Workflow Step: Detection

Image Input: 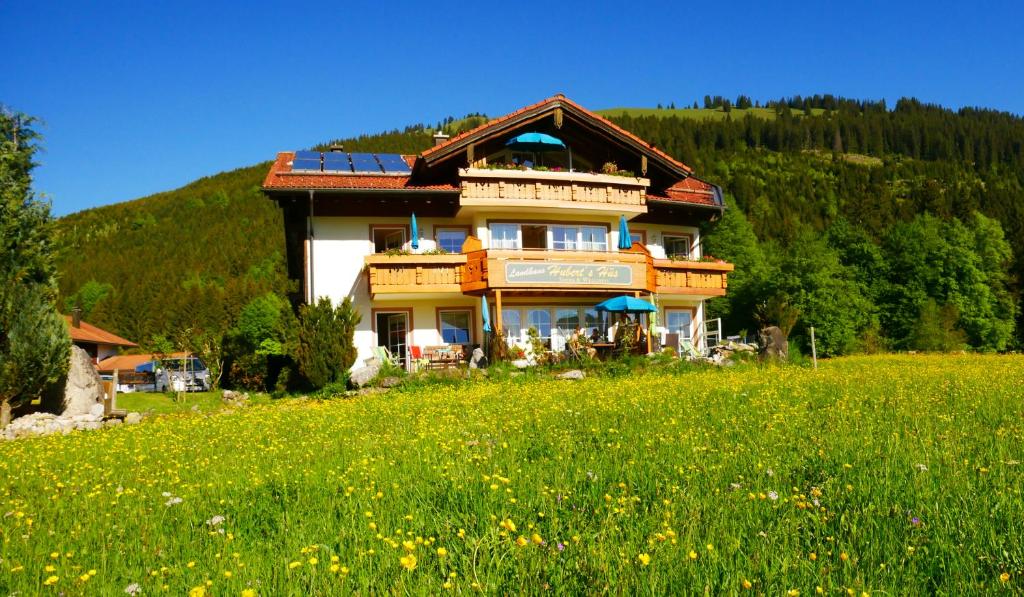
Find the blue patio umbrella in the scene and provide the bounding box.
[505,132,569,168]
[618,215,633,250]
[410,213,419,250]
[481,295,492,333]
[594,295,657,314]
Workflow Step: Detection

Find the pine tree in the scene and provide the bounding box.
[295,297,361,389]
[0,109,70,426]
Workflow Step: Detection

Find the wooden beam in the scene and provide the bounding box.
[495,290,503,332]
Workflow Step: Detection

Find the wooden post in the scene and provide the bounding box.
[810,326,818,369]
[495,290,503,335]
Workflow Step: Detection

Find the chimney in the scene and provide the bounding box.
[72,306,82,328]
[433,132,450,146]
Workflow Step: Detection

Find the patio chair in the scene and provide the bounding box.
[409,346,429,372]
[680,339,702,359]
[373,345,403,368]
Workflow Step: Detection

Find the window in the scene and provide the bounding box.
[501,309,522,342]
[490,224,519,249]
[372,226,406,253]
[526,309,551,342]
[551,226,578,251]
[436,228,467,253]
[584,308,605,340]
[663,235,692,260]
[629,230,645,246]
[439,309,472,344]
[665,309,693,341]
[522,225,547,249]
[581,226,608,251]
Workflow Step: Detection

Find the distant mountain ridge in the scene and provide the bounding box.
[54,96,1024,350]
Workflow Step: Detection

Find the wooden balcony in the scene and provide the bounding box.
[653,259,733,296]
[459,168,648,214]
[365,254,467,296]
[365,249,733,298]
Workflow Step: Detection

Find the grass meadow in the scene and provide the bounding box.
[0,354,1022,595]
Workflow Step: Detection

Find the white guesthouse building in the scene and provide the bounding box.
[262,95,733,368]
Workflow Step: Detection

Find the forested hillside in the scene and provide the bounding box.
[54,95,1023,361]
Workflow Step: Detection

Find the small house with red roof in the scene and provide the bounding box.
[64,312,137,364]
[262,95,733,367]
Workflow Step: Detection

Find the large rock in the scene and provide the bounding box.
[556,369,585,380]
[61,345,105,416]
[758,326,789,361]
[349,356,382,388]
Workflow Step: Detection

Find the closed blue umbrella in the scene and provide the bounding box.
[594,295,657,313]
[618,215,633,250]
[481,296,492,333]
[410,213,419,250]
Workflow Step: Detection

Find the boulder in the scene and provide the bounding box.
[123,412,143,425]
[556,369,585,380]
[379,376,402,388]
[61,345,106,417]
[511,359,532,369]
[349,358,382,388]
[758,326,789,361]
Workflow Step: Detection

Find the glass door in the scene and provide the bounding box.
[376,312,409,367]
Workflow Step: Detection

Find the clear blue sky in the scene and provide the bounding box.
[3,0,1022,216]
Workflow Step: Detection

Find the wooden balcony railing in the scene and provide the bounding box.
[365,248,733,298]
[459,168,649,213]
[365,254,467,295]
[653,259,733,296]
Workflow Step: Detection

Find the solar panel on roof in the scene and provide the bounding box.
[295,150,321,161]
[292,158,322,172]
[322,153,352,173]
[350,152,382,173]
[376,153,412,174]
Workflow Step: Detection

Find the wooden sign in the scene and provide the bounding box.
[503,261,633,286]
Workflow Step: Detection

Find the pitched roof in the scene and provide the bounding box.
[649,176,724,207]
[64,316,137,347]
[420,94,694,175]
[262,152,459,192]
[97,352,190,373]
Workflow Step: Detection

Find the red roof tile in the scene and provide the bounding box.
[97,352,190,373]
[64,316,137,347]
[648,176,722,207]
[262,152,459,192]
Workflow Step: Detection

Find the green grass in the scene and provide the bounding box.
[597,106,827,121]
[1,354,1022,594]
[116,391,271,415]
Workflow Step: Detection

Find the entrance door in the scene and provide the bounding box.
[375,312,409,367]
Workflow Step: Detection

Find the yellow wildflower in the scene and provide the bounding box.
[742,579,752,589]
[241,590,256,597]
[43,575,59,586]
[516,536,529,547]
[189,587,206,597]
[288,561,301,570]
[437,547,448,557]
[531,533,544,545]
[500,519,516,533]
[400,554,417,571]
[638,553,651,566]
[688,550,698,560]
[1000,572,1011,583]
[402,540,416,552]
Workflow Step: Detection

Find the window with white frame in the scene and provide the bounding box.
[663,235,692,260]
[665,309,693,341]
[490,224,519,249]
[581,226,608,251]
[436,228,467,253]
[551,225,578,251]
[439,309,472,344]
